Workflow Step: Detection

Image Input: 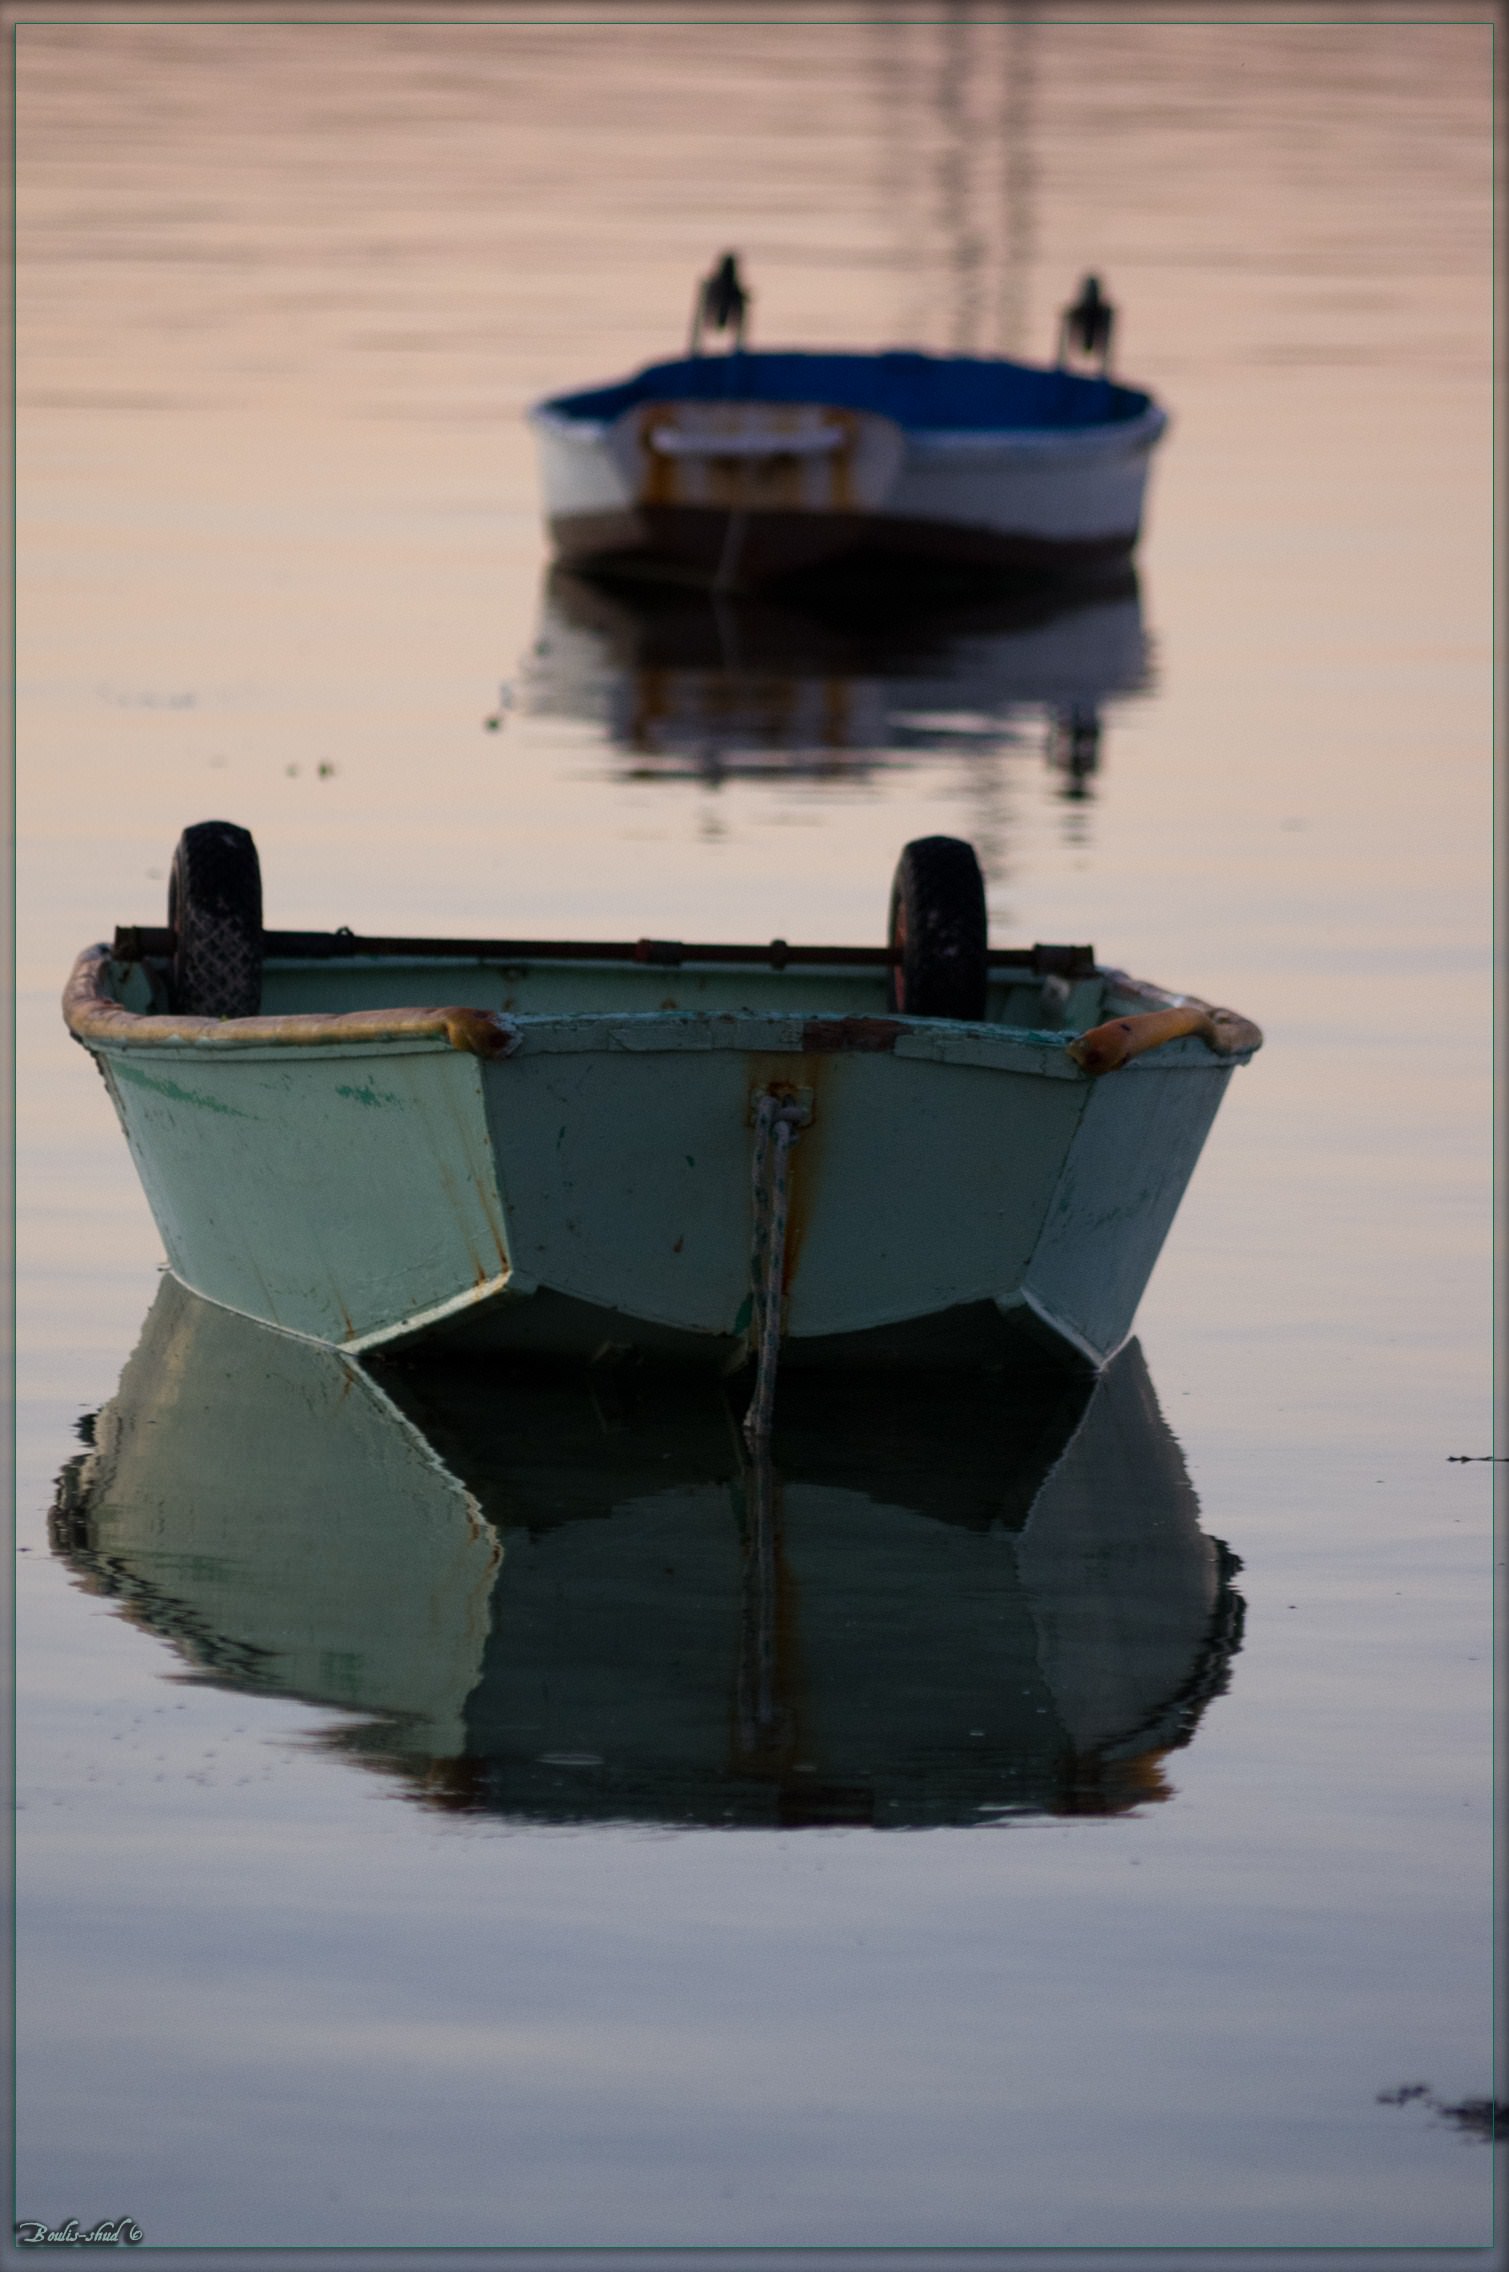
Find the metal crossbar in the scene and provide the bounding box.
[113,925,1095,978]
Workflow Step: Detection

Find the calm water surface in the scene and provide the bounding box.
[12,7,1498,2255]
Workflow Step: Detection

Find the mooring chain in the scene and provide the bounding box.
[743,1089,806,1446]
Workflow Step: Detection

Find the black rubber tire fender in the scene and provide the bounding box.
[168,821,264,1018]
[886,835,989,1021]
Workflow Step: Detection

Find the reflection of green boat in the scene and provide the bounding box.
[50,1280,501,1759]
[51,1280,1244,1829]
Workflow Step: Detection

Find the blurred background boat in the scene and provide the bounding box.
[50,1278,1245,1832]
[529,260,1167,595]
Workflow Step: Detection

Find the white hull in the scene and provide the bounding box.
[530,396,1168,584]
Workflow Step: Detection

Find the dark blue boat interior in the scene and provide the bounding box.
[541,349,1153,433]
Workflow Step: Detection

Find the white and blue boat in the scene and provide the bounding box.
[529,259,1168,593]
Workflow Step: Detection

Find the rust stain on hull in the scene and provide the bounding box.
[637,400,866,516]
[745,1049,839,1301]
[779,1060,832,1296]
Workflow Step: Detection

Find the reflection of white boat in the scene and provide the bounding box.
[529,261,1167,594]
[52,1280,1244,1829]
[520,565,1149,781]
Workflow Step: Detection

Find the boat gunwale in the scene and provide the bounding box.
[64,944,517,1061]
[64,941,1263,1071]
[530,397,1169,457]
[530,341,1161,434]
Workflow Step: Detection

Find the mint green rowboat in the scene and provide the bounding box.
[65,829,1261,1385]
